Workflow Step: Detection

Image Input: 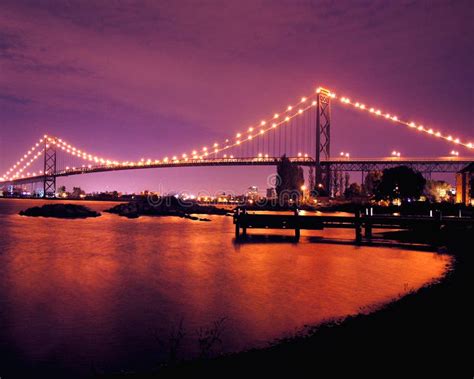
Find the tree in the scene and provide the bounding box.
[344,182,362,199]
[363,170,383,196]
[344,172,350,193]
[276,155,304,204]
[308,165,315,193]
[332,170,341,196]
[375,166,426,201]
[58,186,67,196]
[71,186,85,199]
[425,180,451,202]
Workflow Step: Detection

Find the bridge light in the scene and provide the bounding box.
[285,116,290,122]
[258,153,262,157]
[260,129,264,134]
[248,135,252,140]
[359,104,365,110]
[213,142,218,147]
[417,125,424,131]
[298,109,303,114]
[260,121,266,126]
[236,140,241,145]
[454,138,460,144]
[301,97,307,102]
[447,135,452,141]
[182,153,187,158]
[272,123,277,128]
[369,108,374,113]
[202,147,207,151]
[298,152,302,157]
[192,150,197,155]
[312,100,317,106]
[236,133,241,138]
[287,105,292,111]
[391,116,398,121]
[428,129,434,134]
[355,102,360,107]
[468,143,473,148]
[375,110,381,115]
[248,127,254,132]
[274,113,279,119]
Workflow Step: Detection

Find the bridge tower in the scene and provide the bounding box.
[315,88,331,194]
[43,137,56,198]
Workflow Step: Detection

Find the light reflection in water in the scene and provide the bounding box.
[0,199,450,377]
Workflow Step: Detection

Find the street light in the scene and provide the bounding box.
[391,150,401,157]
[450,150,459,156]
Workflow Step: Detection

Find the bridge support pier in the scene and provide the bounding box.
[365,224,372,239]
[355,210,362,244]
[294,207,300,242]
[43,138,56,198]
[315,89,331,194]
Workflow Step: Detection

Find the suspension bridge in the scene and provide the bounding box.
[1,87,473,197]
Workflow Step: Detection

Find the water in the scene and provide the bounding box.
[0,199,450,377]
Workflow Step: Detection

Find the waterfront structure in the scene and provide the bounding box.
[456,163,474,205]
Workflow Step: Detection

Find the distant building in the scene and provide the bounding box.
[266,187,276,199]
[456,163,474,205]
[246,186,259,201]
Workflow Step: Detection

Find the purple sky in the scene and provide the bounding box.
[1,0,473,194]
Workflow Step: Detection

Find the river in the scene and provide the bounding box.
[0,199,450,378]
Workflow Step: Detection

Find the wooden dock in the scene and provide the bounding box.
[233,207,474,242]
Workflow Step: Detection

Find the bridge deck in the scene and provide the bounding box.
[2,156,473,186]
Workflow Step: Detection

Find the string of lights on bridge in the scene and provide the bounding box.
[335,91,473,150]
[181,85,472,162]
[1,85,472,183]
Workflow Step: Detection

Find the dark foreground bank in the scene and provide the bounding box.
[101,226,471,377]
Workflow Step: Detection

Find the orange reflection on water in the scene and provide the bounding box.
[0,199,450,375]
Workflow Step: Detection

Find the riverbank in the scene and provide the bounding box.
[104,226,470,377]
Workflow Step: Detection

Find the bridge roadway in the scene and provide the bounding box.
[2,156,473,186]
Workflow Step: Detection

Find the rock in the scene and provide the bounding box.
[19,204,101,219]
[104,196,228,220]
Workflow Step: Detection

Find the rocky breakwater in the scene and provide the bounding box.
[105,196,229,220]
[19,204,101,219]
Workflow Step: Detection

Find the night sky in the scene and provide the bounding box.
[1,0,472,195]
